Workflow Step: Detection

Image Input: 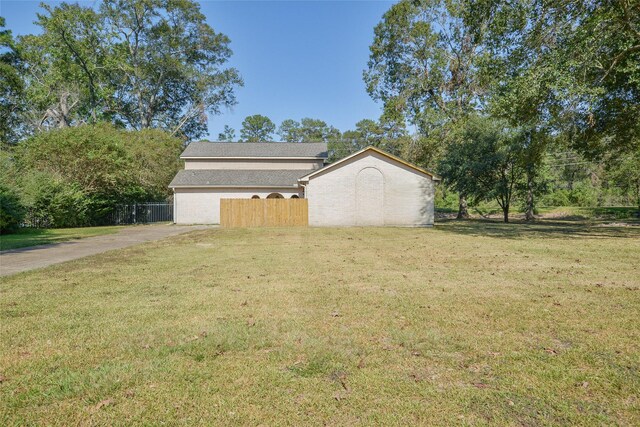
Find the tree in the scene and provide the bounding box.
[125,129,185,200]
[0,184,24,234]
[18,3,109,130]
[365,0,490,218]
[16,0,242,140]
[0,17,25,145]
[240,115,275,142]
[546,0,640,158]
[100,0,242,139]
[342,119,382,148]
[335,117,409,161]
[217,125,236,142]
[440,116,525,223]
[298,118,340,142]
[277,119,302,142]
[466,0,640,219]
[14,124,183,224]
[277,118,340,143]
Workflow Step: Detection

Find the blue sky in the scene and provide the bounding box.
[0,0,395,140]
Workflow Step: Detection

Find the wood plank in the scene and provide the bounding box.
[220,198,309,227]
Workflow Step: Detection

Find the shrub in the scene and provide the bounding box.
[0,184,25,234]
[13,124,184,226]
[540,189,571,207]
[20,172,90,228]
[569,182,598,207]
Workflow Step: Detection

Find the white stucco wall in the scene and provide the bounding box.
[304,151,435,227]
[184,159,324,170]
[174,187,302,224]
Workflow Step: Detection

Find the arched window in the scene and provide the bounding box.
[291,195,300,199]
[251,195,260,199]
[266,193,284,199]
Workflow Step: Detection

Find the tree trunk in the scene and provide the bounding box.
[503,205,510,223]
[525,174,535,222]
[457,195,470,219]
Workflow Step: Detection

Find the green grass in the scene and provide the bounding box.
[0,226,124,251]
[436,204,640,221]
[537,206,640,220]
[1,221,639,425]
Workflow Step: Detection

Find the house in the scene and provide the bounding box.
[169,142,440,226]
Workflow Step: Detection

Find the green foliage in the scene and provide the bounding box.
[19,171,90,228]
[439,116,526,222]
[18,3,106,129]
[277,118,341,143]
[0,17,24,145]
[328,117,411,162]
[364,0,492,218]
[434,185,461,212]
[125,128,185,201]
[217,125,236,142]
[13,124,183,226]
[368,0,640,218]
[240,115,276,142]
[365,0,486,133]
[277,119,302,142]
[16,0,242,140]
[0,183,25,234]
[470,0,640,159]
[606,148,640,212]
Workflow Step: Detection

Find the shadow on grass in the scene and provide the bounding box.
[0,226,123,251]
[436,218,640,240]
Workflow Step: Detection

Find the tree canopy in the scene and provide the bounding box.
[0,17,24,146]
[365,0,640,220]
[7,124,183,227]
[14,0,242,141]
[277,118,340,143]
[240,115,276,142]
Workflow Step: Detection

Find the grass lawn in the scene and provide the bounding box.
[1,221,639,425]
[537,206,640,220]
[0,226,124,251]
[436,204,640,221]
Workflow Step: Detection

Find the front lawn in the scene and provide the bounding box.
[1,221,639,425]
[0,226,124,251]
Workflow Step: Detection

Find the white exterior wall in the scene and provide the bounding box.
[304,151,435,227]
[174,187,302,224]
[184,158,324,170]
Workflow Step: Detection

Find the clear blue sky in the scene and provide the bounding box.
[0,0,394,140]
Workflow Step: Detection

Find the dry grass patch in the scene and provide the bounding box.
[1,221,639,425]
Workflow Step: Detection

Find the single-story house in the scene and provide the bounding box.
[169,142,440,226]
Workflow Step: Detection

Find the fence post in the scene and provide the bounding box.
[133,203,137,224]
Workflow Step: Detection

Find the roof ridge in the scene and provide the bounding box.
[190,141,328,144]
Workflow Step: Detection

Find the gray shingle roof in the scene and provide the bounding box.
[181,142,328,158]
[169,169,308,188]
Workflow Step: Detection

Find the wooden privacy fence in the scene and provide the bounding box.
[220,198,308,227]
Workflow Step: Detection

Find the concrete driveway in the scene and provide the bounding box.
[0,224,210,277]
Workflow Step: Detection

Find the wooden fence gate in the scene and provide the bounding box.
[220,198,308,227]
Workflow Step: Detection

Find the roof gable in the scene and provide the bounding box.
[181,142,328,159]
[298,146,441,181]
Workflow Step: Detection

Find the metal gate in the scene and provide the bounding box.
[110,203,173,225]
